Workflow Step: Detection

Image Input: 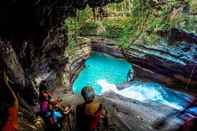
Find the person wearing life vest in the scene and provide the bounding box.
[0,72,19,131]
[76,86,103,131]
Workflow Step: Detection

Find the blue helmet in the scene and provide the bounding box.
[81,86,95,102]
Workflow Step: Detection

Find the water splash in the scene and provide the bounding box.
[97,79,190,110]
[97,79,118,93]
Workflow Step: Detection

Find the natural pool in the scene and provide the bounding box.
[72,52,192,110]
[72,52,132,95]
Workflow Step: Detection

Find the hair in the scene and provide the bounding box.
[39,81,47,92]
[81,86,95,102]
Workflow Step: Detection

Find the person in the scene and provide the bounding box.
[76,86,103,131]
[46,101,64,131]
[62,104,73,131]
[0,72,19,131]
[39,81,51,118]
[127,68,134,81]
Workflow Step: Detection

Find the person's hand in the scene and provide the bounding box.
[57,97,62,102]
[64,106,72,114]
[100,114,105,119]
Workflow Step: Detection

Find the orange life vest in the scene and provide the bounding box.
[77,101,102,130]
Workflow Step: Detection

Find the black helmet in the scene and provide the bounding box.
[81,86,95,102]
[39,80,47,91]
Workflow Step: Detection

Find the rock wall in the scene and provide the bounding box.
[0,0,118,105]
[157,28,197,44]
[91,38,124,58]
[65,42,91,92]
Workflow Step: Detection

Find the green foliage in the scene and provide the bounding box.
[79,21,98,35]
[101,17,130,38]
[118,28,130,49]
[64,0,196,50]
[65,17,80,32]
[64,17,80,48]
[64,7,92,48]
[178,15,197,33]
[77,7,92,24]
[125,0,195,46]
[190,0,197,13]
[101,24,123,38]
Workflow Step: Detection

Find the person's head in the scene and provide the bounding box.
[48,104,53,110]
[81,86,95,102]
[39,81,47,92]
[54,104,59,110]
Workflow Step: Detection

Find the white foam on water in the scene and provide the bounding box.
[119,88,146,101]
[121,83,164,102]
[97,79,184,110]
[161,100,183,110]
[97,79,118,93]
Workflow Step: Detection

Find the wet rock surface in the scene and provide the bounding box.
[101,91,183,131]
[65,41,92,91]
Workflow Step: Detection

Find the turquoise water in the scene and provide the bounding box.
[72,52,192,110]
[72,52,132,95]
